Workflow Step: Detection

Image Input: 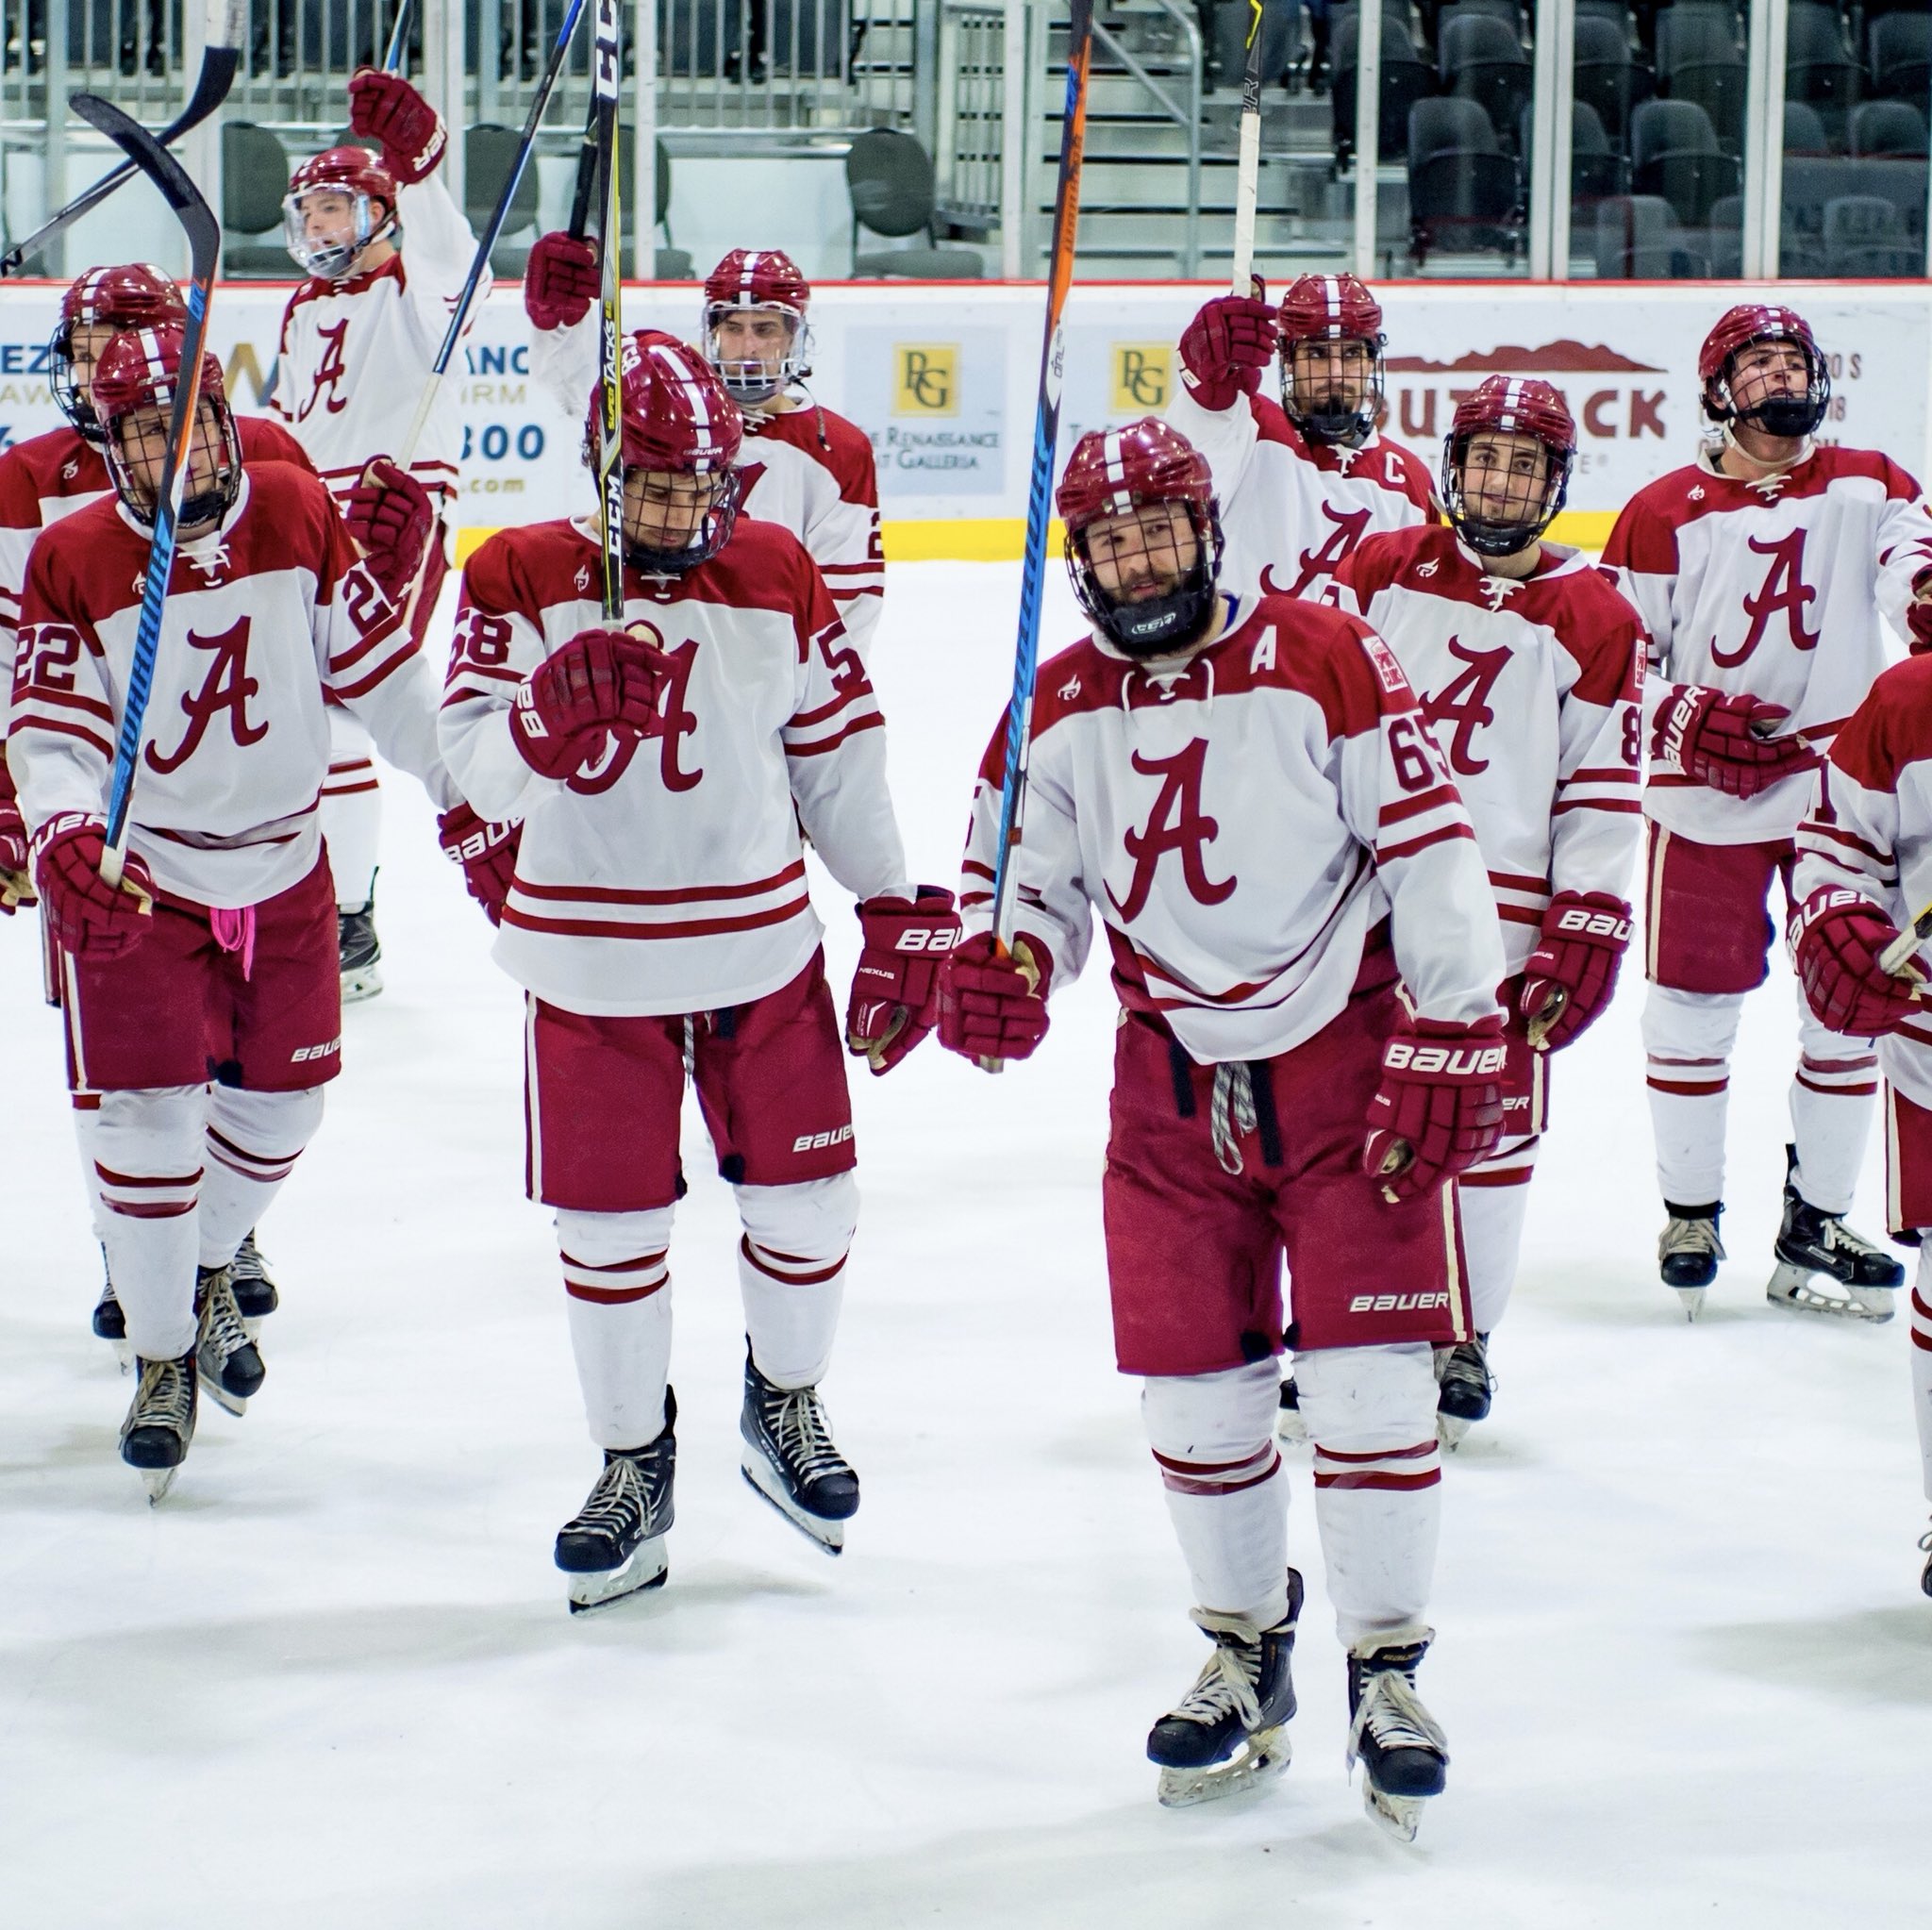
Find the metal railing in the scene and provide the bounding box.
[932,0,1001,226]
[1086,0,1199,277]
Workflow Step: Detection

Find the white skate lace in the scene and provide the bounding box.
[1348,1665,1448,1770]
[131,1356,193,1432]
[1659,1215,1724,1262]
[196,1273,252,1363]
[1210,1062,1257,1176]
[1169,1635,1262,1732]
[1818,1216,1890,1264]
[230,1233,270,1286]
[573,1456,651,1540]
[768,1385,850,1486]
[1439,1341,1488,1392]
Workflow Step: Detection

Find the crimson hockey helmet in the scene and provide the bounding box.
[1441,376,1577,558]
[1698,304,1830,440]
[1057,418,1224,659]
[1277,272,1387,447]
[92,324,242,531]
[50,263,188,442]
[700,248,813,406]
[283,145,398,281]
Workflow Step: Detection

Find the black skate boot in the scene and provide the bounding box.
[92,1254,131,1371]
[120,1350,197,1503]
[1276,1370,1308,1443]
[556,1390,677,1613]
[1435,1335,1491,1448]
[1148,1568,1304,1806]
[1658,1201,1724,1319]
[338,880,382,1004]
[194,1267,266,1418]
[1347,1632,1449,1842]
[740,1347,858,1554]
[1767,1146,1901,1323]
[228,1228,279,1334]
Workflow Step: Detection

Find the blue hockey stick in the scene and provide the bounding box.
[381,0,415,73]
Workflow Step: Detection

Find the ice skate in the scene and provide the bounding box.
[338,891,382,1004]
[1919,1524,1932,1601]
[1275,1370,1308,1444]
[1147,1569,1303,1807]
[1435,1336,1491,1448]
[228,1228,279,1336]
[739,1348,858,1555]
[556,1392,676,1614]
[194,1266,266,1418]
[1658,1204,1724,1320]
[92,1264,131,1372]
[120,1350,197,1503]
[1347,1632,1449,1842]
[1765,1151,1901,1323]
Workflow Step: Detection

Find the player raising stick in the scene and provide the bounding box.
[437,333,956,1613]
[940,417,1506,1839]
[1603,304,1932,1319]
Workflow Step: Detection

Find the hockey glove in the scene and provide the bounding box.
[1651,686,1818,799]
[1907,596,1932,656]
[1792,887,1924,1038]
[846,887,963,1074]
[438,803,521,927]
[1520,890,1633,1052]
[509,628,673,780]
[1177,295,1278,412]
[347,67,446,184]
[344,457,435,605]
[938,933,1053,1065]
[1362,1013,1507,1204]
[33,815,154,959]
[525,231,601,332]
[0,763,30,911]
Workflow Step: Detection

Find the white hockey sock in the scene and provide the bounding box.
[93,1086,206,1360]
[1298,1342,1441,1650]
[556,1206,675,1451]
[321,708,382,911]
[72,1090,107,1245]
[1141,1358,1290,1625]
[198,1086,325,1270]
[1912,1249,1932,1506]
[1789,994,1878,1217]
[1642,983,1743,1206]
[1457,1141,1538,1335]
[735,1173,858,1389]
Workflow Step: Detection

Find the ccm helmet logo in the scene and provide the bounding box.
[1554,907,1632,942]
[1384,1041,1507,1076]
[791,1124,855,1154]
[893,925,959,955]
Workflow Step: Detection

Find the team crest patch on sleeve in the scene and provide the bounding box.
[1362,634,1409,696]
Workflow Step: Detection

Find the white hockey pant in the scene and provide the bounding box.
[1642,980,1876,1214]
[1457,1140,1539,1336]
[72,1090,106,1245]
[321,707,381,911]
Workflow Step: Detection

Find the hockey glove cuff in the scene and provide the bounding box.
[1362,1013,1507,1203]
[846,887,963,1073]
[33,814,154,958]
[347,68,446,184]
[1907,595,1932,657]
[525,231,601,332]
[1177,295,1277,413]
[344,457,435,605]
[0,785,31,912]
[1520,890,1633,1052]
[438,803,521,926]
[1792,887,1923,1038]
[939,933,1053,1065]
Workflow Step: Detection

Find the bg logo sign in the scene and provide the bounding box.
[893,345,958,415]
[1112,343,1170,411]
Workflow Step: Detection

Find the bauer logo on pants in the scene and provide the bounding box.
[892,346,958,415]
[1111,344,1171,412]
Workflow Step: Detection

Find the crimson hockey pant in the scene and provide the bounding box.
[1642,980,1876,1213]
[1141,1345,1441,1648]
[93,1085,324,1360]
[553,1171,858,1450]
[321,706,381,912]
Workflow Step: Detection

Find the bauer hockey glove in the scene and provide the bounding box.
[938,933,1053,1065]
[347,68,446,183]
[1792,887,1924,1038]
[438,804,521,927]
[1520,890,1633,1052]
[344,458,435,605]
[1908,596,1932,656]
[1651,686,1818,800]
[0,770,31,911]
[525,232,601,332]
[846,887,963,1073]
[33,815,153,959]
[1362,1013,1507,1204]
[509,628,673,781]
[1177,294,1278,412]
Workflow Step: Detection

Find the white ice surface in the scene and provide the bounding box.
[2,563,1928,1930]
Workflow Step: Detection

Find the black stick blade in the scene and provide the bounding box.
[70,92,222,273]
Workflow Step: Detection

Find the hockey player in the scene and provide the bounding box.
[1166,272,1436,604]
[438,333,956,1612]
[522,242,887,657]
[1790,644,1932,1591]
[940,417,1507,1838]
[7,324,461,1499]
[272,65,480,998]
[1324,378,1644,1441]
[1603,303,1932,1318]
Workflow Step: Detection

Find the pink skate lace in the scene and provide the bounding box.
[209,905,257,980]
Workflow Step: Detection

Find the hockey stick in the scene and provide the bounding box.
[0,0,244,279]
[69,92,221,890]
[1229,0,1266,296]
[589,0,625,620]
[567,92,604,241]
[1881,904,1932,978]
[381,0,416,73]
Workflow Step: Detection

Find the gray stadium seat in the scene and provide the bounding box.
[845,129,984,278]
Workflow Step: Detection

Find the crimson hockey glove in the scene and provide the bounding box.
[438,804,521,927]
[33,816,154,959]
[938,933,1053,1065]
[0,765,30,911]
[1792,887,1924,1038]
[846,887,963,1074]
[1177,295,1278,411]
[525,231,601,332]
[1908,597,1932,656]
[509,628,672,780]
[1362,1013,1507,1204]
[1520,890,1633,1052]
[347,67,446,183]
[1651,686,1818,800]
[343,457,434,605]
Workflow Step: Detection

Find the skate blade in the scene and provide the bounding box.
[139,1464,181,1506]
[110,1339,132,1373]
[1155,1727,1291,1808]
[740,1452,846,1556]
[565,1538,669,1614]
[1436,1412,1473,1451]
[1674,1286,1707,1323]
[1766,1264,1895,1323]
[1275,1408,1309,1446]
[340,965,384,1004]
[197,1372,251,1419]
[1363,1782,1427,1843]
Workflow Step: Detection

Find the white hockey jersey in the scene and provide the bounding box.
[959,591,1507,1065]
[8,462,454,907]
[1165,383,1439,605]
[269,173,477,516]
[438,514,910,1017]
[1603,442,1932,847]
[1328,525,1645,973]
